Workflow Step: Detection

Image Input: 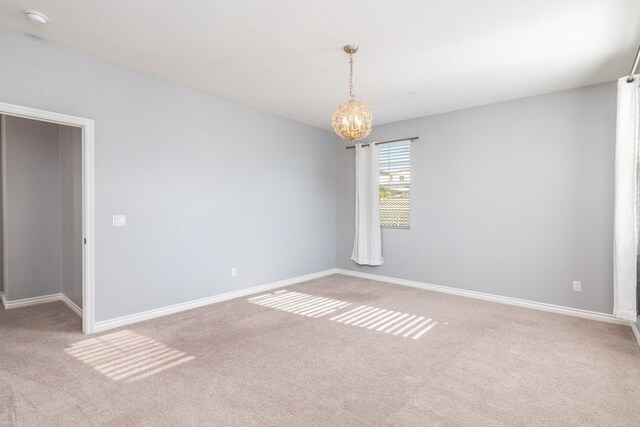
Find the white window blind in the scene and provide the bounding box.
[378,141,410,228]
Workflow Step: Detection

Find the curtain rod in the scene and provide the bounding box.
[627,44,640,82]
[345,136,418,149]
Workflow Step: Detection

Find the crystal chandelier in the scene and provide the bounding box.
[332,45,373,142]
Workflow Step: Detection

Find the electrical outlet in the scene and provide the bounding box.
[231,267,237,277]
[112,215,126,227]
[573,281,582,292]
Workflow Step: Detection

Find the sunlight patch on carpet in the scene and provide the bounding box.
[329,305,438,339]
[64,330,194,382]
[248,290,351,317]
[248,291,438,340]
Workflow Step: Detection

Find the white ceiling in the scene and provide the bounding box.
[1,1,639,130]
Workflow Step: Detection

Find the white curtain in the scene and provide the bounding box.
[614,76,639,321]
[351,143,383,265]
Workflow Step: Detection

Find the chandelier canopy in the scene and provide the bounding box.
[332,45,372,142]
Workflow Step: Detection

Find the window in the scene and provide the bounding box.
[379,141,410,228]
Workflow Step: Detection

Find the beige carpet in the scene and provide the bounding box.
[1,274,639,426]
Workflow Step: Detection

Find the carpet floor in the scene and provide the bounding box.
[1,274,639,426]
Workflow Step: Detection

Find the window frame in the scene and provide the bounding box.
[378,140,411,230]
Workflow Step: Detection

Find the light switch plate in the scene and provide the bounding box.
[112,215,126,227]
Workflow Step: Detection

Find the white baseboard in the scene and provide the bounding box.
[93,269,338,333]
[2,293,62,309]
[2,292,82,317]
[3,269,638,347]
[335,269,639,333]
[60,294,83,317]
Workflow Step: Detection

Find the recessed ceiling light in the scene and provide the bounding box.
[408,90,417,96]
[24,10,49,25]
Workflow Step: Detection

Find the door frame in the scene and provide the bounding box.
[0,101,95,334]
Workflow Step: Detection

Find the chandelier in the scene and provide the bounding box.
[332,45,373,141]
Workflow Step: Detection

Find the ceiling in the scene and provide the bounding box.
[1,1,639,130]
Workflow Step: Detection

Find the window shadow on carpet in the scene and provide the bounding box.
[249,290,439,340]
[64,330,194,382]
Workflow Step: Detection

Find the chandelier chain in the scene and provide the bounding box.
[349,53,354,99]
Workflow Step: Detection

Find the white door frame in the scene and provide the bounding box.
[0,101,96,334]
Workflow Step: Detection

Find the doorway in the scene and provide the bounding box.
[0,102,95,333]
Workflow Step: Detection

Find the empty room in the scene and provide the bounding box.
[0,1,639,425]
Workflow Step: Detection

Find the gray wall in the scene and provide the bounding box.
[0,25,336,321]
[59,125,83,308]
[3,116,62,300]
[0,23,614,319]
[337,82,616,314]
